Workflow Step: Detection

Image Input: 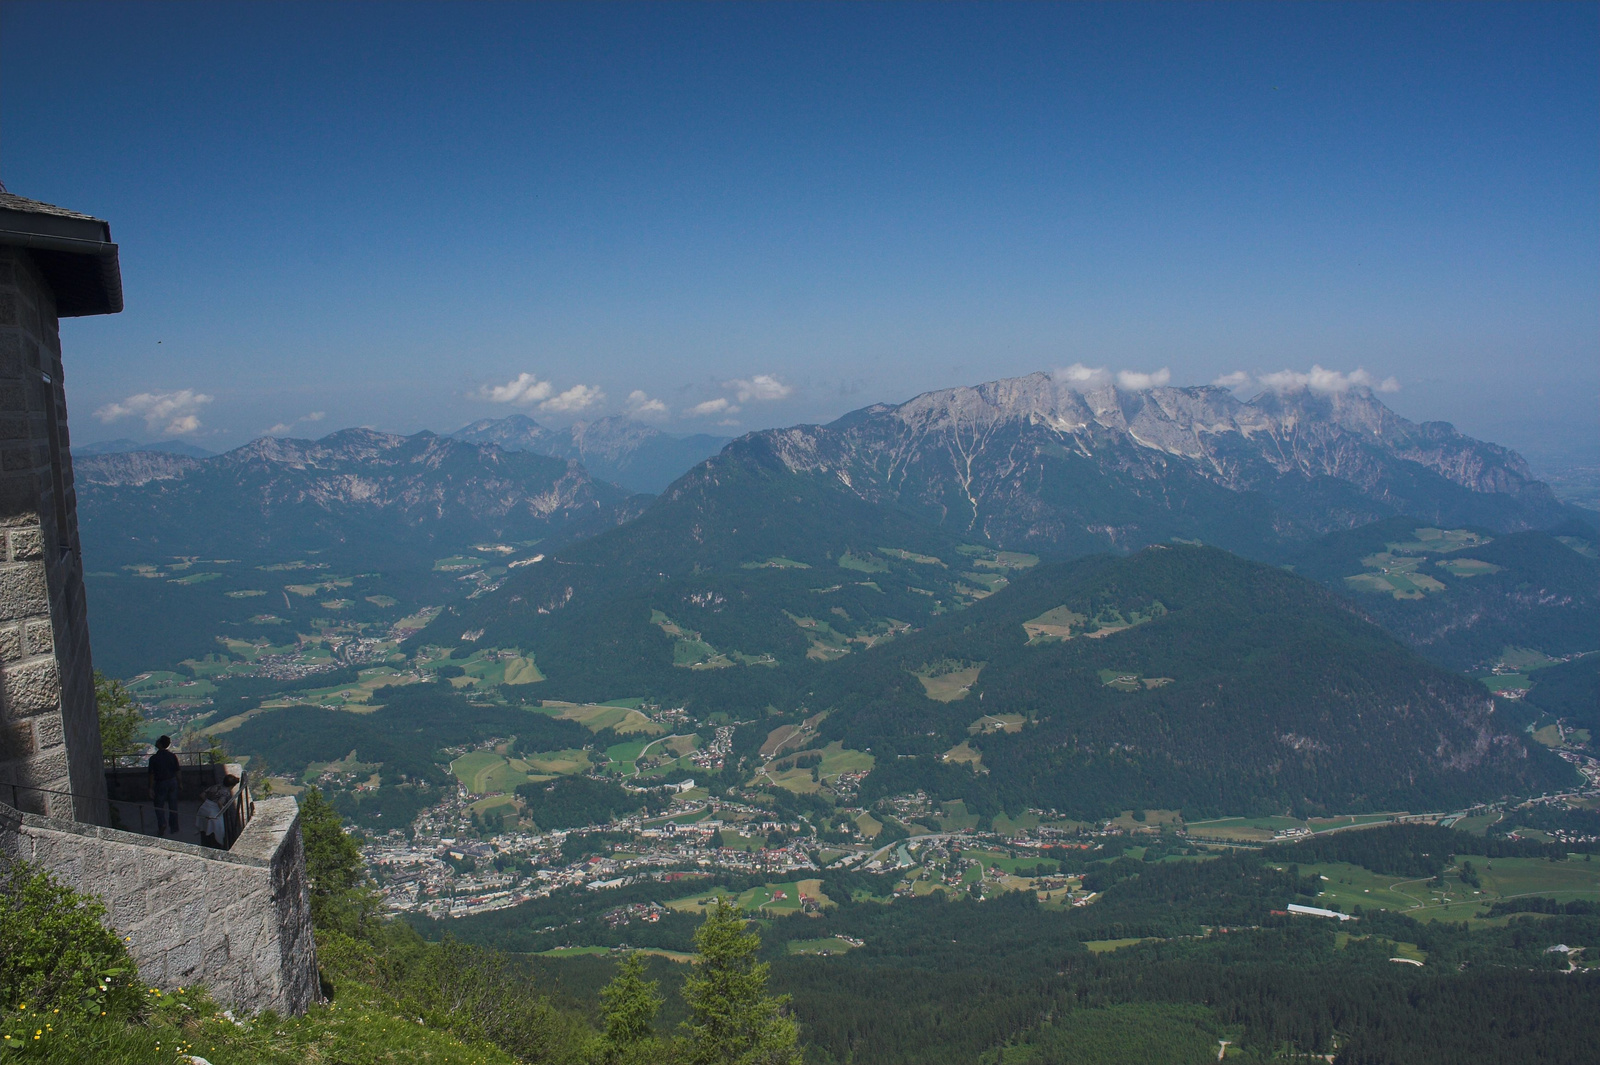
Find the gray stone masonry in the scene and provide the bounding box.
[0,245,103,824]
[1,794,320,1015]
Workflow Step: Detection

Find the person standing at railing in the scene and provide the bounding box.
[148,735,181,836]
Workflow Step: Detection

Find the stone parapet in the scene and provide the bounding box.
[0,794,320,1015]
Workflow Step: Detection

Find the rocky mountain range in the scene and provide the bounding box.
[729,372,1583,557]
[450,413,730,494]
[76,428,640,565]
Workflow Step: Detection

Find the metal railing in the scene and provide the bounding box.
[4,770,253,849]
[103,750,219,770]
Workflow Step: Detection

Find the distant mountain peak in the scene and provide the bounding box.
[450,414,729,495]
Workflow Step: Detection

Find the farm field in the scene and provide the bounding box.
[452,747,590,794]
[1023,606,1084,644]
[1344,552,1448,599]
[541,701,664,735]
[1187,815,1311,842]
[666,879,831,916]
[761,741,874,794]
[1303,857,1600,926]
[968,713,1026,735]
[787,935,860,955]
[913,662,984,702]
[1085,938,1158,954]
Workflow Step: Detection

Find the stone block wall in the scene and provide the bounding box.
[0,245,102,824]
[0,795,321,1015]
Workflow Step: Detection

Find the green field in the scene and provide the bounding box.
[603,739,649,774]
[1097,669,1174,691]
[1387,527,1489,554]
[542,701,663,735]
[787,936,860,955]
[913,662,984,702]
[453,746,591,794]
[666,879,830,915]
[1186,815,1309,842]
[1085,938,1158,954]
[762,741,875,794]
[877,547,945,566]
[1303,856,1600,925]
[837,550,889,573]
[1434,558,1501,578]
[968,713,1026,735]
[1023,605,1085,643]
[521,749,590,776]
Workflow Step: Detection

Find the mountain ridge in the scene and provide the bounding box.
[450,413,730,494]
[742,371,1580,555]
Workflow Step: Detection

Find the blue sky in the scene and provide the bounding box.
[3,2,1595,461]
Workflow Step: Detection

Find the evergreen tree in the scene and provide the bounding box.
[597,952,663,1062]
[299,786,377,936]
[93,670,143,761]
[681,897,800,1065]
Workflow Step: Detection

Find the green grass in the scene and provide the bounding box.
[1023,605,1085,644]
[1303,856,1600,926]
[968,713,1026,735]
[1084,938,1158,953]
[1186,815,1308,842]
[542,702,664,735]
[1498,646,1561,672]
[1531,724,1564,747]
[1434,558,1502,578]
[837,550,889,573]
[451,752,513,794]
[169,571,223,584]
[877,546,945,566]
[787,935,860,955]
[604,739,649,773]
[666,879,830,915]
[741,556,812,569]
[912,662,984,702]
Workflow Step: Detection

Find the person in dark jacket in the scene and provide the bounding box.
[148,735,181,835]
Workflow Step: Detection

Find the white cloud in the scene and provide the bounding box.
[1258,365,1399,395]
[94,389,213,436]
[540,383,605,414]
[1212,371,1253,389]
[689,397,738,417]
[266,411,328,436]
[626,390,669,417]
[1053,363,1112,389]
[478,372,554,406]
[726,374,792,403]
[1116,368,1171,391]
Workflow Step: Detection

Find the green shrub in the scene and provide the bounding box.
[0,858,144,1051]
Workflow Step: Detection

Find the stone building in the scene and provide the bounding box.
[0,189,319,1015]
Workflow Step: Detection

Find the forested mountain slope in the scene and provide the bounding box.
[1289,517,1599,670]
[810,545,1575,817]
[76,429,644,675]
[423,440,989,707]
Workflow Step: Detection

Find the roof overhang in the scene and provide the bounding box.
[0,203,123,316]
